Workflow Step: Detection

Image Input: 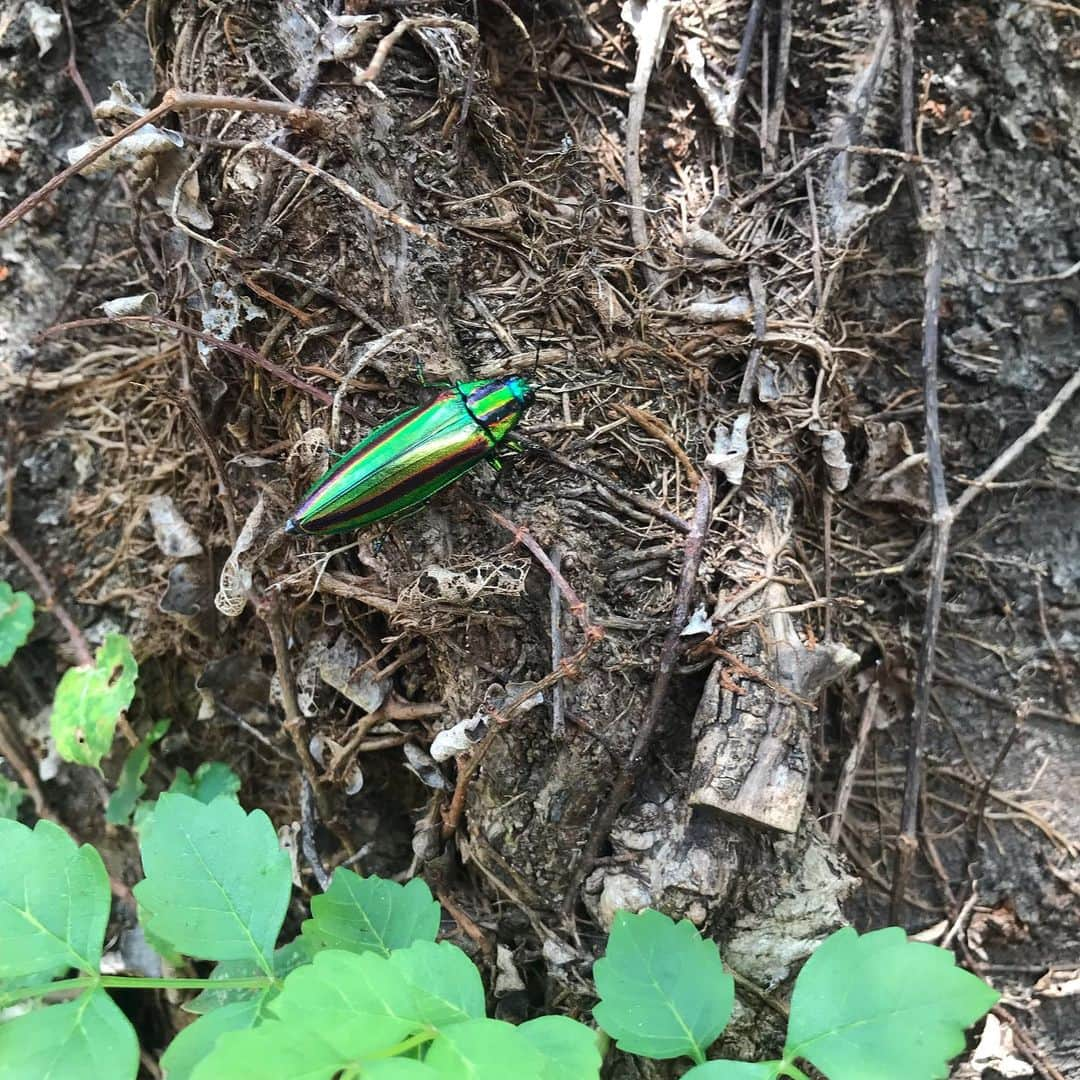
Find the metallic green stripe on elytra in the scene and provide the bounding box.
[286,374,534,536]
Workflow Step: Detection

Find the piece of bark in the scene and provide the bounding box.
[689,580,858,834]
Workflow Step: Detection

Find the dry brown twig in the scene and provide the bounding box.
[258,596,353,857]
[38,316,355,417]
[0,89,323,234]
[254,142,444,251]
[0,525,93,668]
[562,475,714,918]
[440,511,604,840]
[890,175,950,922]
[622,0,675,294]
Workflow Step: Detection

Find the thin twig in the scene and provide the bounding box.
[258,597,352,856]
[440,513,604,839]
[0,526,93,667]
[992,1007,1068,1080]
[1035,579,1078,720]
[58,0,95,112]
[623,0,674,293]
[891,178,950,922]
[300,776,331,891]
[257,142,443,250]
[38,316,354,416]
[0,704,50,817]
[738,265,767,403]
[0,89,322,234]
[894,366,1080,572]
[521,438,689,533]
[764,0,793,169]
[965,710,1025,878]
[562,476,713,918]
[830,673,880,844]
[488,510,599,636]
[952,366,1080,521]
[549,545,566,737]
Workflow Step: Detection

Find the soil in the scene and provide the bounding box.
[0,0,1076,1076]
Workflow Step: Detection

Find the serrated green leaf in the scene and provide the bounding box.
[424,1018,547,1079]
[132,794,291,974]
[186,940,310,1015]
[785,926,1000,1080]
[385,939,486,1026]
[0,582,33,667]
[106,718,170,825]
[169,761,242,803]
[190,951,420,1080]
[517,1015,603,1079]
[0,776,26,820]
[51,633,137,767]
[0,989,138,1080]
[593,909,733,1062]
[267,942,484,1034]
[0,818,109,985]
[683,1062,781,1078]
[161,998,270,1080]
[300,869,441,958]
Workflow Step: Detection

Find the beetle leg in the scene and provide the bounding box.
[415,357,452,389]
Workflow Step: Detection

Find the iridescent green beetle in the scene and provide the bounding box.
[285,375,535,536]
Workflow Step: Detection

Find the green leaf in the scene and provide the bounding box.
[0,818,109,985]
[186,940,311,1015]
[300,869,441,958]
[593,909,733,1062]
[132,794,291,975]
[424,1018,547,1079]
[106,718,170,825]
[785,926,1000,1080]
[195,941,486,1077]
[51,633,138,767]
[0,776,26,820]
[161,998,270,1080]
[268,943,484,1034]
[169,761,242,803]
[0,582,33,667]
[683,1063,782,1078]
[362,1064,440,1078]
[191,950,426,1080]
[0,989,138,1080]
[384,939,486,1027]
[517,1015,603,1079]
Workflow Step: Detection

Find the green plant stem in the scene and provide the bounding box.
[778,1062,811,1080]
[0,973,274,1007]
[370,1030,437,1059]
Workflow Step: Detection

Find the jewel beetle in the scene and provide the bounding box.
[284,374,535,536]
